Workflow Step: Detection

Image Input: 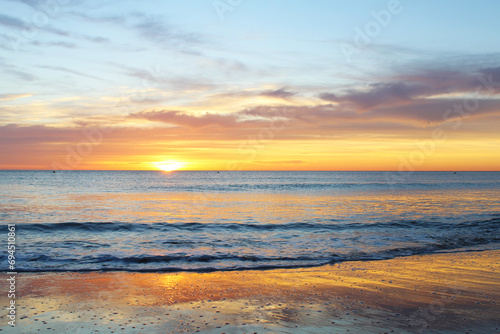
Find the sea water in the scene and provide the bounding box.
[1,170,499,271]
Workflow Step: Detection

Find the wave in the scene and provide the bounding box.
[3,217,498,273]
[14,217,500,233]
[8,247,500,273]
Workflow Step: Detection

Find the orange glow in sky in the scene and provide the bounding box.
[1,2,499,171]
[153,161,185,172]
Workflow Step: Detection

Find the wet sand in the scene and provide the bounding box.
[1,250,498,333]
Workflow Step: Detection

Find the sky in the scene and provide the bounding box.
[1,0,500,171]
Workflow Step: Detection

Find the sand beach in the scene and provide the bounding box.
[1,250,498,333]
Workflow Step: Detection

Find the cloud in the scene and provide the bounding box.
[366,98,500,126]
[260,88,295,99]
[83,35,110,44]
[73,11,206,47]
[4,69,37,81]
[242,93,500,129]
[0,124,77,145]
[38,65,107,81]
[6,0,42,10]
[29,40,77,48]
[131,110,241,128]
[214,87,296,101]
[129,97,165,105]
[319,66,500,111]
[320,82,422,110]
[478,67,500,92]
[210,57,248,73]
[131,73,500,132]
[318,92,336,101]
[2,54,500,159]
[118,64,215,92]
[133,17,204,46]
[0,13,25,29]
[0,93,32,101]
[0,12,69,37]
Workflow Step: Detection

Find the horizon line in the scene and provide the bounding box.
[1,169,500,172]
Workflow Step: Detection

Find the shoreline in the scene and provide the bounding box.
[1,250,498,333]
[4,247,497,274]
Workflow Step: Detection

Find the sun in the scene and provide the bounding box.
[153,161,184,172]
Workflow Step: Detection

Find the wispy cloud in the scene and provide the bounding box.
[0,13,69,37]
[4,69,37,81]
[131,110,241,129]
[133,17,205,46]
[38,65,107,82]
[260,88,295,99]
[0,13,25,29]
[214,87,296,101]
[0,93,33,102]
[70,10,206,48]
[30,40,77,48]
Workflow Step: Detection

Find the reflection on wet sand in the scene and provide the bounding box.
[0,250,498,333]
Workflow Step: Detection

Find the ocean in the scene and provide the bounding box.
[1,170,499,272]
